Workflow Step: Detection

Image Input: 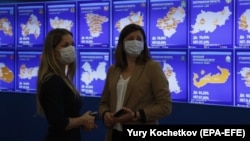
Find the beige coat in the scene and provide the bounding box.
[99,60,172,141]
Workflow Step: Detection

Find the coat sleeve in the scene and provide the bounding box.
[142,61,172,122]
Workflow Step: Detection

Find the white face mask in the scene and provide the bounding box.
[58,45,76,64]
[124,40,144,56]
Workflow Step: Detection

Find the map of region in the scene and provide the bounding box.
[191,6,232,34]
[162,63,181,94]
[238,9,250,33]
[0,63,13,83]
[18,64,38,80]
[115,11,144,32]
[156,6,186,38]
[50,16,73,31]
[0,18,13,36]
[193,65,230,88]
[85,13,108,37]
[239,67,250,87]
[20,14,41,38]
[81,62,107,86]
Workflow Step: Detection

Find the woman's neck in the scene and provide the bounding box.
[126,56,136,65]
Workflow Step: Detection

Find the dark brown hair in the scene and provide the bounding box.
[114,24,151,70]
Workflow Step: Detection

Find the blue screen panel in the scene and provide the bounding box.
[151,49,188,102]
[149,0,188,48]
[0,5,15,48]
[17,3,45,48]
[46,2,76,39]
[0,50,15,92]
[235,51,250,107]
[77,1,110,48]
[189,50,233,106]
[189,0,233,48]
[77,49,110,97]
[16,50,42,93]
[235,0,250,48]
[112,0,147,47]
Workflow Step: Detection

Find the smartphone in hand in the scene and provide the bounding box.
[90,111,100,120]
[113,109,126,117]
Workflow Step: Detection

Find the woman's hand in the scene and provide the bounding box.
[103,111,115,127]
[81,111,98,131]
[113,107,134,123]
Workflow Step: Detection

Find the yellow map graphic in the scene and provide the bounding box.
[0,63,14,83]
[193,65,230,88]
[156,6,186,38]
[0,18,13,36]
[238,9,250,33]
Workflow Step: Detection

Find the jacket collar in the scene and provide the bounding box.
[112,64,145,106]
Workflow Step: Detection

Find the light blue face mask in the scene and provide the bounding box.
[124,40,144,56]
[58,45,76,64]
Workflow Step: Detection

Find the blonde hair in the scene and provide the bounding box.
[36,28,79,116]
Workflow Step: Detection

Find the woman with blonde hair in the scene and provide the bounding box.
[36,28,97,141]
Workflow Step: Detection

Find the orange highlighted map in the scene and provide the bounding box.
[193,65,230,88]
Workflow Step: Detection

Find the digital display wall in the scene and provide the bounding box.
[150,49,188,102]
[235,0,250,48]
[16,51,41,92]
[77,1,110,48]
[17,3,45,48]
[0,50,15,92]
[0,0,250,109]
[189,50,233,106]
[149,0,187,48]
[189,0,233,48]
[235,51,250,107]
[112,0,147,47]
[0,5,15,48]
[77,49,110,97]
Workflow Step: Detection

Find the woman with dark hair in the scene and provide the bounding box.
[36,28,97,141]
[99,23,172,141]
